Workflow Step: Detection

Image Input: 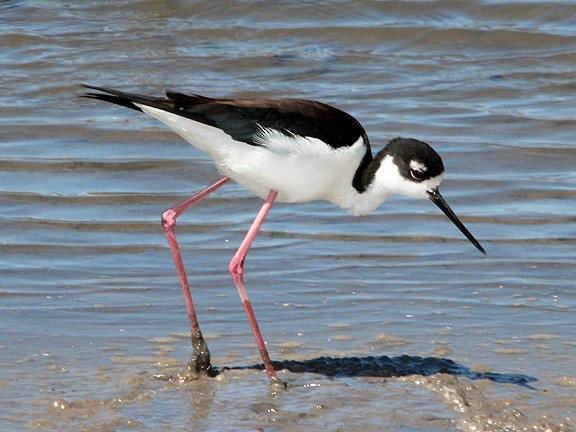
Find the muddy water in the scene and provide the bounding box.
[1,1,575,431]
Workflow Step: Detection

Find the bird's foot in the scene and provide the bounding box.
[268,375,288,392]
[176,333,212,382]
[153,333,213,383]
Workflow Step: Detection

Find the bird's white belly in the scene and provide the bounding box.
[138,104,368,206]
[219,145,359,204]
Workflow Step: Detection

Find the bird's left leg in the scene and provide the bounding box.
[229,190,285,387]
[162,177,230,378]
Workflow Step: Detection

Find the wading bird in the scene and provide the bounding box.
[82,85,485,387]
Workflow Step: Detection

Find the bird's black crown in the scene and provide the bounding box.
[384,137,444,182]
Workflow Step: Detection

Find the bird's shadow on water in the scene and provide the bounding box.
[217,354,537,389]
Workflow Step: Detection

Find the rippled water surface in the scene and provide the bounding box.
[1,1,575,431]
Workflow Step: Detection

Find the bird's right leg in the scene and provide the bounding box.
[161,176,230,378]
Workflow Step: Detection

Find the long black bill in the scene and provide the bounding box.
[427,188,486,255]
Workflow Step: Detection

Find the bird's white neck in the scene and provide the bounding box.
[337,154,443,216]
[334,155,396,216]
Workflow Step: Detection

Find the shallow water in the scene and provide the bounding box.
[1,1,575,431]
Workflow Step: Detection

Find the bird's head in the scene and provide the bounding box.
[376,137,485,255]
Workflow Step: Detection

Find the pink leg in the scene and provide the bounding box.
[229,190,284,386]
[162,177,230,374]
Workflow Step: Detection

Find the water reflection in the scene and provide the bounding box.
[222,354,537,388]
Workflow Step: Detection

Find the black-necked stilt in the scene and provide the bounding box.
[82,85,485,387]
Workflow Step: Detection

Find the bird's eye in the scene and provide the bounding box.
[410,168,425,181]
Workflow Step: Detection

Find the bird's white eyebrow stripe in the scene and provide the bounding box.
[410,160,427,171]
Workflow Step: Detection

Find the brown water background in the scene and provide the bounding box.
[1,1,575,431]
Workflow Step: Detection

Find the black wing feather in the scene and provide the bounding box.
[80,85,373,191]
[166,90,370,150]
[81,85,369,149]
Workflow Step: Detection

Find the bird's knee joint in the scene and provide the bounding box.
[229,258,244,278]
[162,209,177,228]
